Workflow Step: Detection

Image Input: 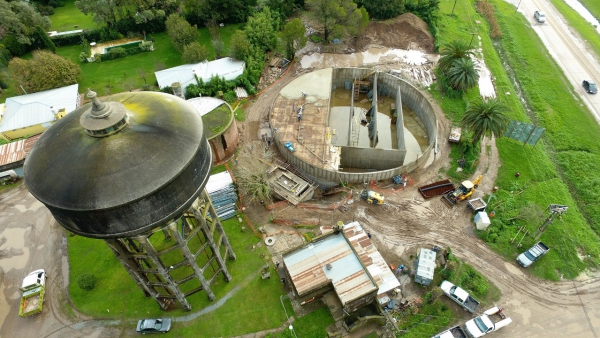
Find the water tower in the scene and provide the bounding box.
[24,90,236,311]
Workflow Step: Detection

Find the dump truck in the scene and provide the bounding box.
[432,325,467,338]
[443,175,483,206]
[19,269,47,317]
[516,241,550,267]
[360,189,384,204]
[464,306,512,337]
[440,280,480,313]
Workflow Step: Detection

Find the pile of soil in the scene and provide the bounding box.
[359,13,435,52]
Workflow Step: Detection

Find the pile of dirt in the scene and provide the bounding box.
[360,13,435,52]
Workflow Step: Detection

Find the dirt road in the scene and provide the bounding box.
[511,0,600,122]
[0,185,118,338]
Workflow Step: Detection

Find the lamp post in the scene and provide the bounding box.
[515,0,523,13]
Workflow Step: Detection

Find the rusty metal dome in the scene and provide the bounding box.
[24,91,212,239]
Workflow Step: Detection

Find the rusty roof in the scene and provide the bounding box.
[0,134,41,167]
[283,232,377,305]
[343,222,400,294]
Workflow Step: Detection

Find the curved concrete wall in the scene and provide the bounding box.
[207,102,238,165]
[272,68,437,185]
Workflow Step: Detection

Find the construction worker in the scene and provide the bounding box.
[297,107,303,122]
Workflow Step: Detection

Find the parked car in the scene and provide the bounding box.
[583,80,598,94]
[136,318,172,334]
[534,10,546,23]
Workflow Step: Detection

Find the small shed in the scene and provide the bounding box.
[474,211,491,230]
[414,248,436,286]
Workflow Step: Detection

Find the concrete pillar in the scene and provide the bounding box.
[135,235,192,311]
[166,221,216,301]
[104,239,169,309]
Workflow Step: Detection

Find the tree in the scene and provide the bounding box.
[9,51,81,93]
[75,0,118,26]
[0,0,51,45]
[31,25,56,52]
[165,14,199,52]
[446,57,479,91]
[182,42,209,64]
[229,30,251,61]
[354,0,403,20]
[235,149,273,204]
[244,6,278,52]
[280,18,306,60]
[137,69,148,84]
[461,98,510,143]
[211,40,226,59]
[437,40,474,74]
[183,0,255,25]
[306,0,369,41]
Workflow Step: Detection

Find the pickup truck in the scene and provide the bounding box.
[440,280,480,313]
[432,325,467,338]
[19,269,47,317]
[464,306,512,338]
[516,241,549,267]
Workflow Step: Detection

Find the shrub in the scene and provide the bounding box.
[223,90,238,103]
[476,1,502,39]
[311,35,322,43]
[77,273,98,291]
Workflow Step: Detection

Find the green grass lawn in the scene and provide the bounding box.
[578,0,600,21]
[67,217,333,336]
[55,32,183,94]
[48,0,98,32]
[436,0,600,280]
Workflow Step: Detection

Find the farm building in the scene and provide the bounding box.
[0,84,80,141]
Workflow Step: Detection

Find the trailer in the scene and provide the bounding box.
[449,127,462,143]
[418,180,455,199]
[467,198,487,212]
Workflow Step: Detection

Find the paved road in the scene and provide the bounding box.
[512,0,600,121]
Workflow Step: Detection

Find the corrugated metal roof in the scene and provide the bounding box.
[0,134,42,166]
[155,58,245,95]
[415,248,436,282]
[343,222,400,295]
[1,84,79,132]
[283,232,377,305]
[187,97,226,117]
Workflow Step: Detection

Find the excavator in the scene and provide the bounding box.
[360,189,384,205]
[442,175,483,206]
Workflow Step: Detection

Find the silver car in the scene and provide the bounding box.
[136,318,172,334]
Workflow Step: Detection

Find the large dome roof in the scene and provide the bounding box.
[24,91,212,239]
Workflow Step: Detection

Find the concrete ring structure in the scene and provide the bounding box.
[269,67,438,186]
[265,237,276,246]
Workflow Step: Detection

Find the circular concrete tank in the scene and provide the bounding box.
[269,67,438,185]
[24,91,213,239]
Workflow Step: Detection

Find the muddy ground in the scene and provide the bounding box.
[1,11,599,338]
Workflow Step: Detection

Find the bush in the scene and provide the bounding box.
[77,273,98,291]
[311,35,322,43]
[223,90,238,103]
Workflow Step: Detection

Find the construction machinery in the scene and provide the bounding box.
[442,175,483,206]
[360,189,384,205]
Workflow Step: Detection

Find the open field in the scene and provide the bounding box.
[48,0,98,32]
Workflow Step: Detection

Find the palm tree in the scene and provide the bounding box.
[437,40,475,74]
[446,58,479,91]
[461,98,510,143]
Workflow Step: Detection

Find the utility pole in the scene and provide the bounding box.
[531,204,568,241]
[515,0,523,13]
[452,0,459,14]
[469,32,478,47]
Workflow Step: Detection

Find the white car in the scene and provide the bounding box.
[534,11,546,23]
[22,269,46,288]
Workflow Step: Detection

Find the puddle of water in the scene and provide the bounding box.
[13,200,45,213]
[0,228,31,272]
[300,48,429,69]
[564,0,600,35]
